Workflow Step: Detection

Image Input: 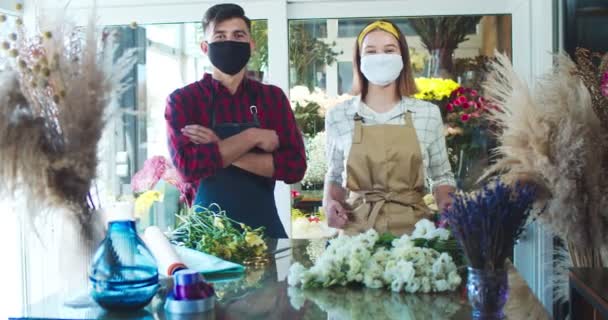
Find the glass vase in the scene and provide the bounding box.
[467,267,509,320]
[89,220,159,311]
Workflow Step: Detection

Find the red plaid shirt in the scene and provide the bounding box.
[165,74,307,193]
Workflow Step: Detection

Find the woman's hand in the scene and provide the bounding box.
[181,125,220,144]
[435,185,456,212]
[326,199,349,229]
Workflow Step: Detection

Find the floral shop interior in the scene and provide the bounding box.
[1,0,607,319]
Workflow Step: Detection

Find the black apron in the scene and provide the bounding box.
[193,83,287,238]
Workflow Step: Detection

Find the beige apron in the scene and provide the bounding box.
[343,111,431,236]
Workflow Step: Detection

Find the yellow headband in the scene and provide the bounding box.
[357,21,400,47]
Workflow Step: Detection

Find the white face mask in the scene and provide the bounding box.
[360,53,403,86]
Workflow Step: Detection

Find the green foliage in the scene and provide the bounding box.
[294,101,324,136]
[171,204,268,264]
[289,24,341,91]
[248,20,268,72]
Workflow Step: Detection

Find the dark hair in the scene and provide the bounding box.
[351,20,418,99]
[202,3,252,34]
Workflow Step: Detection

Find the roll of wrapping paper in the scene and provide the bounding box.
[143,226,187,276]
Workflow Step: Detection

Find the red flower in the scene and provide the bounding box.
[470,89,478,97]
[602,71,608,97]
[446,103,454,112]
[462,100,475,109]
[461,114,470,122]
[457,96,468,105]
[308,216,320,223]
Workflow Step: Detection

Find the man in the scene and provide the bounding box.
[165,3,306,238]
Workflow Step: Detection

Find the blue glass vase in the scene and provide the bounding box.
[89,220,160,311]
[467,267,509,320]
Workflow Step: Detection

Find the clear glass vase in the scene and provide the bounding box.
[467,267,509,320]
[89,220,159,311]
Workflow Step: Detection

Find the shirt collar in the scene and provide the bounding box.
[203,73,249,96]
[353,95,416,119]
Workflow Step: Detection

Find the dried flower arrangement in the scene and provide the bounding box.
[480,49,608,269]
[0,6,137,244]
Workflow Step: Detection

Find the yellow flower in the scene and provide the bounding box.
[254,244,267,256]
[245,232,264,247]
[414,77,460,101]
[134,190,163,218]
[222,247,232,259]
[227,241,239,252]
[213,217,225,230]
[423,194,439,212]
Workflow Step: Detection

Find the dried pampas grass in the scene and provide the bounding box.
[480,52,608,257]
[0,5,137,242]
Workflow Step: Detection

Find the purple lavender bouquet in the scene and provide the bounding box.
[444,180,536,271]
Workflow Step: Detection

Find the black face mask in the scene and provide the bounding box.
[207,41,251,76]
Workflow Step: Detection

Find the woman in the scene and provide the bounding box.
[324,20,456,236]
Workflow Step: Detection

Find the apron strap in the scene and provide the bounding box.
[348,190,426,230]
[353,113,363,144]
[403,111,414,128]
[210,80,261,128]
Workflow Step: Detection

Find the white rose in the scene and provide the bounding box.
[367,279,384,289]
[434,279,449,292]
[288,263,306,286]
[349,258,363,273]
[391,235,413,249]
[355,274,364,282]
[448,270,462,287]
[420,277,431,293]
[391,279,404,292]
[396,260,415,283]
[428,227,450,240]
[364,228,378,237]
[412,219,436,239]
[405,278,421,293]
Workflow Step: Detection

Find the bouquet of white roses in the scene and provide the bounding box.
[288,219,462,294]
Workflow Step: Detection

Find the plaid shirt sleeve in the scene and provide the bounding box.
[426,105,457,189]
[268,86,307,184]
[165,88,223,183]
